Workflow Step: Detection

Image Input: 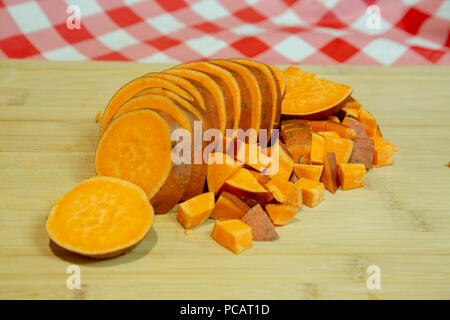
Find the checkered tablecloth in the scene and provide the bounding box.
[1,0,449,65]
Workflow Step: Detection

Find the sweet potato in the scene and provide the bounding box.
[324,135,354,165]
[95,110,102,123]
[265,178,302,208]
[211,220,252,254]
[318,131,340,137]
[177,192,215,229]
[342,116,368,138]
[165,67,227,134]
[249,169,271,185]
[281,66,352,119]
[293,164,324,181]
[325,121,356,138]
[295,178,325,208]
[210,59,261,135]
[46,176,154,259]
[269,64,286,97]
[95,109,191,213]
[176,61,240,131]
[358,107,378,137]
[211,191,250,220]
[235,142,271,172]
[310,132,325,165]
[338,163,366,190]
[320,152,339,193]
[264,141,294,180]
[310,120,327,132]
[372,137,397,167]
[207,152,244,195]
[341,96,362,118]
[222,168,272,204]
[265,204,298,226]
[349,138,374,170]
[100,76,193,134]
[241,204,279,241]
[283,126,311,164]
[327,115,340,123]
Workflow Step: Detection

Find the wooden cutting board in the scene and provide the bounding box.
[0,59,449,300]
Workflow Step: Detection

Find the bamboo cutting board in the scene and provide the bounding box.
[0,59,449,300]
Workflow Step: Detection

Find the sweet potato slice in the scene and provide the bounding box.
[222,168,272,204]
[211,220,252,254]
[324,135,354,165]
[269,64,286,97]
[95,109,191,213]
[320,152,339,193]
[100,76,193,134]
[358,107,378,137]
[211,191,250,220]
[231,58,280,132]
[265,204,298,226]
[176,61,240,132]
[349,138,374,170]
[207,152,244,194]
[293,164,324,181]
[342,116,368,138]
[283,126,311,164]
[165,67,227,134]
[338,163,365,190]
[265,178,302,208]
[177,192,215,229]
[310,132,325,165]
[241,204,279,241]
[47,176,154,259]
[281,66,352,119]
[210,59,261,135]
[295,178,325,208]
[372,137,396,167]
[264,141,294,180]
[325,121,356,138]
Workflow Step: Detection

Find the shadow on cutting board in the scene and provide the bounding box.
[48,228,158,267]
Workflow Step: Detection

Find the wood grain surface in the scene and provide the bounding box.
[0,59,449,300]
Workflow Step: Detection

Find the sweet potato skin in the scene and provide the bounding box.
[320,152,339,194]
[349,138,374,170]
[241,204,279,241]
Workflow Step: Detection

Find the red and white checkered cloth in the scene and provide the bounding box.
[0,0,449,65]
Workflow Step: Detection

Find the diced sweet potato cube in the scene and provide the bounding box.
[283,126,311,164]
[358,107,378,137]
[325,121,356,138]
[342,116,368,138]
[207,152,244,195]
[338,163,366,190]
[177,192,215,229]
[349,138,374,170]
[265,178,302,208]
[211,192,250,220]
[318,131,340,137]
[265,204,299,226]
[211,220,252,254]
[372,137,396,167]
[310,132,325,165]
[327,115,340,123]
[241,205,279,241]
[324,135,354,165]
[295,178,325,208]
[320,152,339,193]
[264,141,294,180]
[236,142,271,172]
[293,164,324,181]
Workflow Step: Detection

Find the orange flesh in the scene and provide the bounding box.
[338,163,366,190]
[283,126,311,164]
[293,164,324,181]
[269,64,286,96]
[321,152,339,194]
[342,116,368,138]
[310,120,328,132]
[295,178,325,208]
[327,115,340,123]
[265,204,298,226]
[318,131,340,137]
[47,176,153,256]
[358,107,378,137]
[211,192,250,220]
[325,121,356,138]
[265,178,302,208]
[177,192,215,229]
[324,135,354,165]
[264,141,294,180]
[95,110,172,200]
[95,110,102,123]
[281,66,352,116]
[100,76,193,134]
[211,220,252,254]
[372,137,396,167]
[235,142,271,172]
[310,132,325,165]
[225,168,268,194]
[207,152,244,194]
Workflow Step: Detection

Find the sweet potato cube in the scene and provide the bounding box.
[342,116,368,138]
[241,205,279,241]
[265,204,299,226]
[177,192,215,229]
[293,164,324,181]
[372,137,396,167]
[236,142,271,172]
[211,220,252,254]
[222,168,272,204]
[295,178,325,208]
[320,152,339,193]
[264,141,294,180]
[338,163,366,190]
[341,96,362,118]
[349,138,374,170]
[310,132,325,165]
[327,115,340,123]
[265,178,302,208]
[324,135,354,165]
[318,131,340,137]
[325,121,356,138]
[310,120,327,132]
[207,152,244,194]
[211,192,250,220]
[358,107,378,137]
[283,126,311,164]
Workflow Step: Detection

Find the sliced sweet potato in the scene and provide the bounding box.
[207,152,244,195]
[310,132,325,165]
[342,116,368,138]
[177,192,215,229]
[95,109,191,213]
[211,220,252,254]
[310,120,327,132]
[263,141,294,180]
[293,164,324,181]
[211,191,250,220]
[265,178,302,208]
[100,76,193,134]
[176,61,240,132]
[210,59,261,135]
[372,137,396,167]
[269,64,286,97]
[338,163,366,190]
[358,107,378,137]
[295,178,325,208]
[241,204,279,241]
[325,121,356,138]
[349,138,374,170]
[265,204,298,226]
[222,168,272,204]
[283,126,311,164]
[281,66,352,119]
[324,135,354,165]
[320,152,339,193]
[231,58,280,132]
[165,67,227,134]
[46,176,154,259]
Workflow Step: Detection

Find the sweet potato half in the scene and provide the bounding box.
[47,176,154,259]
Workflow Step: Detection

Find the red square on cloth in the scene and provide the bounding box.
[94,51,129,61]
[396,7,430,35]
[320,38,358,63]
[316,11,347,29]
[107,6,142,28]
[155,0,187,12]
[234,7,267,23]
[0,34,39,58]
[147,36,181,51]
[193,22,222,34]
[55,23,94,44]
[410,46,445,64]
[232,36,269,58]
